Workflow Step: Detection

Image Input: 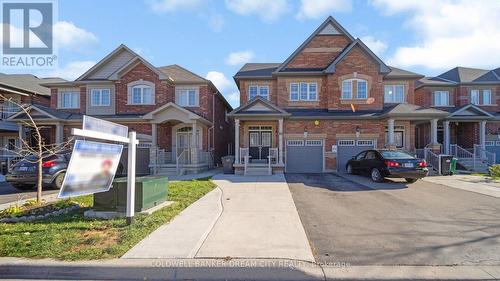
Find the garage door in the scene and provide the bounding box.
[337,139,375,173]
[286,139,323,173]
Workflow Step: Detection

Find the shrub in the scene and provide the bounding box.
[489,164,500,178]
[0,205,23,217]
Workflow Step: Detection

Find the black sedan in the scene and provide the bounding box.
[5,153,71,190]
[346,149,428,183]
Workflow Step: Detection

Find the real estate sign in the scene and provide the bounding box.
[58,140,123,198]
[83,115,128,138]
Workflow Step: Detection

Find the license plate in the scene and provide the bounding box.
[18,166,28,171]
[404,163,414,168]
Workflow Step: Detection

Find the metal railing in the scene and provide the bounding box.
[474,144,496,166]
[176,149,189,175]
[0,103,20,120]
[450,144,476,171]
[424,147,441,174]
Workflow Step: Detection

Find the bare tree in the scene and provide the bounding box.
[0,95,73,203]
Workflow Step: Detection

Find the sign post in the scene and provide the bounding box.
[126,131,136,225]
[60,116,139,225]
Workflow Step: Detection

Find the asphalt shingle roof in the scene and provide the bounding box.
[157,64,208,83]
[437,67,489,83]
[0,74,65,96]
[234,63,280,78]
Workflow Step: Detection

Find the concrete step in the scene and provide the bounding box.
[245,167,271,176]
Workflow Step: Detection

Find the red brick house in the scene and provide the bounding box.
[228,16,455,175]
[415,67,500,170]
[8,45,234,175]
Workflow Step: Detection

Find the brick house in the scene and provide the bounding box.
[228,16,458,175]
[8,45,234,175]
[0,74,64,159]
[415,67,500,169]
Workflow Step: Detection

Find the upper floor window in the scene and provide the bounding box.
[384,85,405,103]
[176,88,199,107]
[90,88,111,106]
[341,79,368,99]
[433,91,449,106]
[290,82,318,101]
[58,91,79,109]
[248,85,269,100]
[471,89,492,105]
[128,84,154,105]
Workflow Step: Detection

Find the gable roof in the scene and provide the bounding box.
[275,16,355,73]
[234,63,281,79]
[325,39,390,74]
[385,66,424,79]
[473,67,500,83]
[75,44,168,81]
[228,96,290,117]
[157,64,208,83]
[446,104,495,119]
[0,74,64,96]
[381,103,448,119]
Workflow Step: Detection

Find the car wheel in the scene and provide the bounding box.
[12,184,34,190]
[405,178,418,183]
[371,168,383,182]
[346,164,354,174]
[52,173,65,189]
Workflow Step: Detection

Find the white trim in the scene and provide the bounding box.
[384,84,405,104]
[341,79,353,99]
[176,86,199,107]
[127,80,155,105]
[248,85,270,100]
[90,88,111,107]
[58,90,80,109]
[289,82,318,101]
[433,90,449,106]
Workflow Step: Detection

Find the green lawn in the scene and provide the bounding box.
[0,178,215,260]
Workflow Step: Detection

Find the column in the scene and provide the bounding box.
[443,121,450,154]
[278,118,284,165]
[234,119,240,164]
[479,121,486,150]
[151,123,157,148]
[151,123,158,174]
[191,122,198,164]
[430,118,441,153]
[18,125,24,143]
[386,118,396,150]
[55,124,64,144]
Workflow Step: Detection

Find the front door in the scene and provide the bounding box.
[249,131,272,163]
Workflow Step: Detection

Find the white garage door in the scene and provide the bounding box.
[286,139,324,173]
[337,139,375,172]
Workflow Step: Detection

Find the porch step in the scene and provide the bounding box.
[154,166,185,176]
[456,158,490,173]
[245,166,271,176]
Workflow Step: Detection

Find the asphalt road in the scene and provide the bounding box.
[286,173,500,266]
[0,181,58,205]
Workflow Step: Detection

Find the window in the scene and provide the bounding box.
[433,91,449,106]
[287,140,304,146]
[129,85,153,105]
[357,140,374,146]
[341,80,352,99]
[305,140,323,146]
[90,89,110,106]
[176,88,198,106]
[342,79,368,99]
[384,85,405,103]
[290,82,318,101]
[355,151,367,160]
[59,91,79,109]
[338,140,355,146]
[357,80,367,99]
[471,90,480,105]
[248,85,269,100]
[483,89,492,105]
[485,141,495,146]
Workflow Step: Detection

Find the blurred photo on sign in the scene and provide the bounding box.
[58,140,123,198]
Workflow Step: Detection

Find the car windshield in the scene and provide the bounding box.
[380,151,415,159]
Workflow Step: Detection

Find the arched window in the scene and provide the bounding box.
[127,80,155,105]
[341,79,368,99]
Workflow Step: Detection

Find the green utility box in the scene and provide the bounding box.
[94,176,168,212]
[450,158,457,175]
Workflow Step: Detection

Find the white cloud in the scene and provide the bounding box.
[296,0,352,19]
[41,60,96,80]
[209,13,225,32]
[0,21,97,51]
[206,71,239,107]
[360,36,387,57]
[371,0,500,70]
[225,50,255,66]
[148,0,202,12]
[54,21,98,51]
[225,0,289,23]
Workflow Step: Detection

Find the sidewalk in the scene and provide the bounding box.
[123,173,314,261]
[1,257,499,280]
[423,175,500,198]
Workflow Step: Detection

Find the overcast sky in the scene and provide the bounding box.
[2,0,499,108]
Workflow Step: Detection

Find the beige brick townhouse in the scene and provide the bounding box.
[8,45,234,175]
[228,16,500,175]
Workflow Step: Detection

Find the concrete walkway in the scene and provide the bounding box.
[423,175,500,198]
[123,173,314,261]
[197,174,314,261]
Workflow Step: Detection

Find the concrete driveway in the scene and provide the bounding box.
[286,173,500,266]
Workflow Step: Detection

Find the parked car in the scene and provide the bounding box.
[346,149,428,183]
[6,152,125,190]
